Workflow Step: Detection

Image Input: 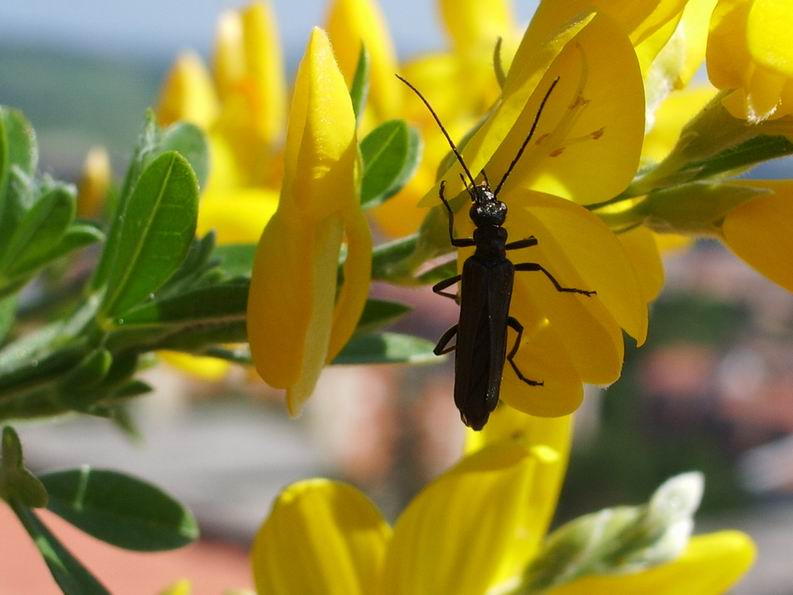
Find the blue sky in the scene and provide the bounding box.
[0,0,539,61]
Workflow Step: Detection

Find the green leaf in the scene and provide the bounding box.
[161,122,209,190]
[213,243,256,278]
[0,187,75,280]
[10,501,110,594]
[52,222,105,255]
[112,280,248,328]
[0,295,16,345]
[40,466,199,551]
[356,299,411,333]
[417,259,457,285]
[349,44,370,122]
[59,349,113,391]
[0,109,39,258]
[332,332,439,365]
[0,108,37,176]
[360,120,422,208]
[100,152,199,318]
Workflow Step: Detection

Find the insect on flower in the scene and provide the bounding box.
[397,74,596,430]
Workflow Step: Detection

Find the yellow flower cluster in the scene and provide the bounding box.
[146,0,793,591]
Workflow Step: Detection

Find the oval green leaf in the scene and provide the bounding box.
[332,332,439,365]
[361,120,421,208]
[40,466,199,552]
[100,152,199,318]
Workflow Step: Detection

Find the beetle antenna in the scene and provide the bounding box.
[460,173,476,201]
[480,169,490,188]
[396,74,478,189]
[494,77,560,197]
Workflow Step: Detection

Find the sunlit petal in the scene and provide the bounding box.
[252,479,391,595]
[721,179,793,292]
[326,0,401,121]
[617,226,665,303]
[382,440,559,595]
[747,0,793,77]
[513,192,647,345]
[547,531,756,595]
[197,188,279,245]
[157,51,219,129]
[247,28,367,415]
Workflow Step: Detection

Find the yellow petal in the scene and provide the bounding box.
[325,0,401,121]
[77,146,110,219]
[489,13,645,204]
[327,208,373,360]
[424,13,644,207]
[747,0,793,77]
[382,440,561,595]
[197,188,279,245]
[439,0,514,51]
[251,479,391,595]
[500,329,586,417]
[721,179,793,292]
[466,410,574,585]
[525,0,688,75]
[418,9,596,207]
[283,28,358,220]
[159,579,192,595]
[654,231,692,253]
[707,0,752,90]
[248,211,343,414]
[240,1,286,146]
[157,51,219,129]
[158,351,231,381]
[212,10,245,100]
[548,531,756,595]
[247,28,362,414]
[707,0,791,121]
[513,192,647,345]
[618,226,665,303]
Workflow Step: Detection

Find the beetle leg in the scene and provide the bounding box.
[505,236,538,251]
[432,274,462,302]
[514,262,596,296]
[506,317,543,386]
[439,181,476,248]
[434,324,459,355]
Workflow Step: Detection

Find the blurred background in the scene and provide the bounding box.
[1,1,793,593]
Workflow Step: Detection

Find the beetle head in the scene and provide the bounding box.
[469,184,507,227]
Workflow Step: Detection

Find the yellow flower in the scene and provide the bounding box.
[251,408,755,595]
[325,0,401,124]
[76,146,111,219]
[247,27,372,415]
[417,12,650,417]
[708,0,793,121]
[157,1,285,244]
[369,0,516,238]
[157,51,219,129]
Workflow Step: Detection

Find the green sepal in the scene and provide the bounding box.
[515,473,704,594]
[628,92,793,196]
[1,426,48,508]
